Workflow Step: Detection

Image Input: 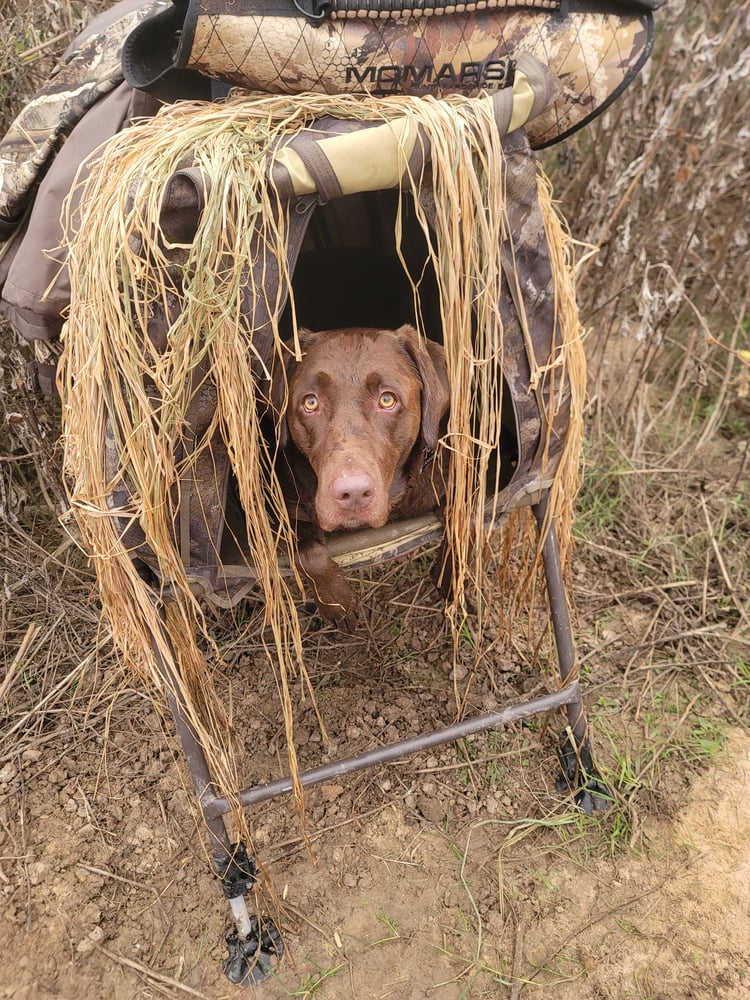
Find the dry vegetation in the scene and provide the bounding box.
[1,1,749,998]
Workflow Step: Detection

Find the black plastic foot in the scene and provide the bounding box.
[556,733,610,815]
[223,915,284,986]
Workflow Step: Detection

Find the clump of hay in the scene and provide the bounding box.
[59,89,584,845]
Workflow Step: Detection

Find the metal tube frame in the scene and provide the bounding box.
[151,487,597,984]
[532,491,587,744]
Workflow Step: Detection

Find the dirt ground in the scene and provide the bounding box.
[2,530,749,1000]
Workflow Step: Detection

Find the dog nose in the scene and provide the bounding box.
[331,473,374,510]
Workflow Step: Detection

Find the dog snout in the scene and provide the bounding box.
[331,472,375,511]
[318,465,389,530]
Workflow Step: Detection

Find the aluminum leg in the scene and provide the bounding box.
[149,617,283,986]
[533,492,609,813]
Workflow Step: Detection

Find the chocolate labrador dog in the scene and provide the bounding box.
[272,324,450,628]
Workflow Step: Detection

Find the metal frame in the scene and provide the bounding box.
[150,488,606,986]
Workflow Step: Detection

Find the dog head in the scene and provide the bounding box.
[273,324,449,532]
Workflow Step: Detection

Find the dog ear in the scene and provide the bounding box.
[395,325,450,450]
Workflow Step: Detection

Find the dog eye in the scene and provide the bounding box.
[378,391,397,410]
[301,394,319,413]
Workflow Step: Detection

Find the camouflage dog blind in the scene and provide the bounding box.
[51,85,584,838]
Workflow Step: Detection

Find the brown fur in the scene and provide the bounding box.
[273,324,450,628]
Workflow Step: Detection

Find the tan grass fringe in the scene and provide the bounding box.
[59,90,585,848]
[494,171,587,654]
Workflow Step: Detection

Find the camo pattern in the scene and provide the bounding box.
[0,0,166,236]
[185,4,652,148]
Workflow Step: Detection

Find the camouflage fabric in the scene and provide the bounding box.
[0,0,166,239]
[0,83,160,345]
[123,0,654,148]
